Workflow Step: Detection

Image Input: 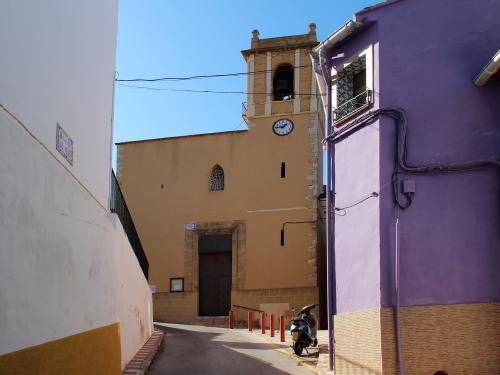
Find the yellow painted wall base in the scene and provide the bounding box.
[0,323,122,375]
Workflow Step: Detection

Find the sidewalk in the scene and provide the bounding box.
[122,328,164,375]
[315,330,334,375]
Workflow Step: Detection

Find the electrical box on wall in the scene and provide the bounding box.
[403,179,416,196]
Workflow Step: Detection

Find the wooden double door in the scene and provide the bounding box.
[198,235,232,316]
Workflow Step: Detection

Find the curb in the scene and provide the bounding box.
[315,345,333,375]
[122,328,164,375]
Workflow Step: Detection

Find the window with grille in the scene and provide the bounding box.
[332,46,374,125]
[210,165,225,191]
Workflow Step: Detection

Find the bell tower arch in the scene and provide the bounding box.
[242,23,319,118]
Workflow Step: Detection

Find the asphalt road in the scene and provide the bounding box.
[148,323,316,375]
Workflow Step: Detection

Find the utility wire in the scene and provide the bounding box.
[116,82,324,96]
[232,120,247,131]
[335,192,379,211]
[116,64,314,82]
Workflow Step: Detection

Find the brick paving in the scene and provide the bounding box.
[122,328,164,375]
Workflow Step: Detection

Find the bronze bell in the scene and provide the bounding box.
[275,78,292,99]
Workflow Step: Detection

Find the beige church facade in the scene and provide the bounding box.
[117,26,324,324]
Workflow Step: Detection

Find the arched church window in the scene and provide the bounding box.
[273,64,294,101]
[210,165,225,191]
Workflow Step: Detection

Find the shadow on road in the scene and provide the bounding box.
[148,324,314,375]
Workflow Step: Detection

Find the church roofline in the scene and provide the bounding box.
[241,40,319,59]
[115,129,248,146]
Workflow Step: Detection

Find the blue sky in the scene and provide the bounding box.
[113,0,378,164]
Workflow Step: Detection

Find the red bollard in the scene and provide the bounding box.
[279,315,285,342]
[248,311,254,331]
[261,312,266,334]
[270,313,275,337]
[229,310,234,329]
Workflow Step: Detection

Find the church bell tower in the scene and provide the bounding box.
[240,25,324,321]
[242,24,320,119]
[241,24,323,210]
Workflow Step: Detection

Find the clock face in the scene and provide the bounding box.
[272,119,294,136]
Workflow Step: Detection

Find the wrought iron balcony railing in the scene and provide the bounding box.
[333,89,372,124]
[110,170,149,280]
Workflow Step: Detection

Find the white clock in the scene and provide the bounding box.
[272,119,294,136]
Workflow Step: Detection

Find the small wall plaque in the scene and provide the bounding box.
[170,278,184,292]
[56,123,73,165]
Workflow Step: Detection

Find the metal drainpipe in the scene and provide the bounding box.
[395,217,405,375]
[322,61,336,372]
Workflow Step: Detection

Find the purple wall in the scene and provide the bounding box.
[328,25,384,314]
[326,0,500,313]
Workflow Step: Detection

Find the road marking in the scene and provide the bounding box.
[258,335,318,373]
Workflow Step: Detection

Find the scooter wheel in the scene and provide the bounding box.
[293,341,303,356]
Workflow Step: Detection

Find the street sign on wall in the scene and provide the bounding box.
[56,123,73,165]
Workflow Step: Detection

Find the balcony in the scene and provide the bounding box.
[110,170,149,280]
[333,89,372,125]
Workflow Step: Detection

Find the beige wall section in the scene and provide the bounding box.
[152,287,319,327]
[232,287,319,325]
[117,131,249,293]
[253,53,267,117]
[154,292,199,322]
[333,302,500,375]
[117,125,320,293]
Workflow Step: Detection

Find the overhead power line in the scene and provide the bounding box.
[116,64,314,82]
[116,82,324,96]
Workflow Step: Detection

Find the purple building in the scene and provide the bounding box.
[313,1,500,374]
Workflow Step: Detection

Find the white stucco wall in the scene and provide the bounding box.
[0,0,117,209]
[112,214,154,367]
[0,92,152,369]
[0,0,152,367]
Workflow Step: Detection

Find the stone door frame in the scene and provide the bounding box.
[184,220,246,295]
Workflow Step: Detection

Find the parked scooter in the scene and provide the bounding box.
[290,304,318,356]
